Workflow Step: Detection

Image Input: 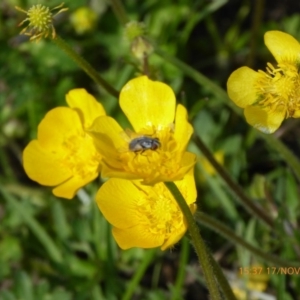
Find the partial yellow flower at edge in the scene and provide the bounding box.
[23,89,106,199]
[96,168,197,250]
[89,76,197,184]
[227,30,300,134]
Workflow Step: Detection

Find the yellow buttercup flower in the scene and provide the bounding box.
[227,31,300,133]
[89,76,196,184]
[96,169,197,250]
[70,7,98,35]
[23,89,106,199]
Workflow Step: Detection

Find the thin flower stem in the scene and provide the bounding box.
[164,182,222,300]
[122,249,156,300]
[153,46,300,181]
[246,0,265,67]
[194,134,274,228]
[110,0,129,25]
[196,211,300,268]
[53,35,119,98]
[207,251,237,300]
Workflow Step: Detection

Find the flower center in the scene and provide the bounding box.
[27,4,52,32]
[118,126,181,182]
[62,132,101,178]
[255,62,300,117]
[136,184,184,238]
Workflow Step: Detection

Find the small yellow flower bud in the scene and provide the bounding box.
[15,3,68,41]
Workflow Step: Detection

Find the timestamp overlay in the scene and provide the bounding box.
[239,267,300,275]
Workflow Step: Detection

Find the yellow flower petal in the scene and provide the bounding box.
[173,152,197,182]
[112,226,164,249]
[264,31,300,64]
[100,165,141,180]
[244,104,286,134]
[161,225,186,250]
[88,77,195,183]
[23,106,101,199]
[227,67,260,108]
[173,104,194,153]
[96,175,197,250]
[23,140,72,185]
[37,107,82,149]
[66,88,106,129]
[96,179,142,228]
[53,174,98,199]
[119,76,176,131]
[175,167,197,205]
[292,109,300,118]
[89,116,125,162]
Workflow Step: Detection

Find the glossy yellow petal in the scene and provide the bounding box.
[23,106,101,199]
[88,116,125,160]
[96,179,142,228]
[264,31,300,64]
[53,173,98,199]
[244,104,286,134]
[100,164,141,180]
[161,225,186,250]
[23,140,72,185]
[173,104,193,153]
[119,76,176,131]
[175,167,197,205]
[292,109,300,118]
[97,174,197,250]
[174,152,197,181]
[37,107,82,149]
[112,226,164,249]
[66,88,106,129]
[227,67,260,108]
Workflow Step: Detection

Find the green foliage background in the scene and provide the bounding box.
[1,0,300,299]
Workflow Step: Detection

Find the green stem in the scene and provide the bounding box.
[246,0,265,67]
[196,211,300,268]
[208,251,237,300]
[110,0,129,25]
[194,134,274,228]
[164,182,222,300]
[153,47,300,181]
[122,249,156,300]
[53,35,119,98]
